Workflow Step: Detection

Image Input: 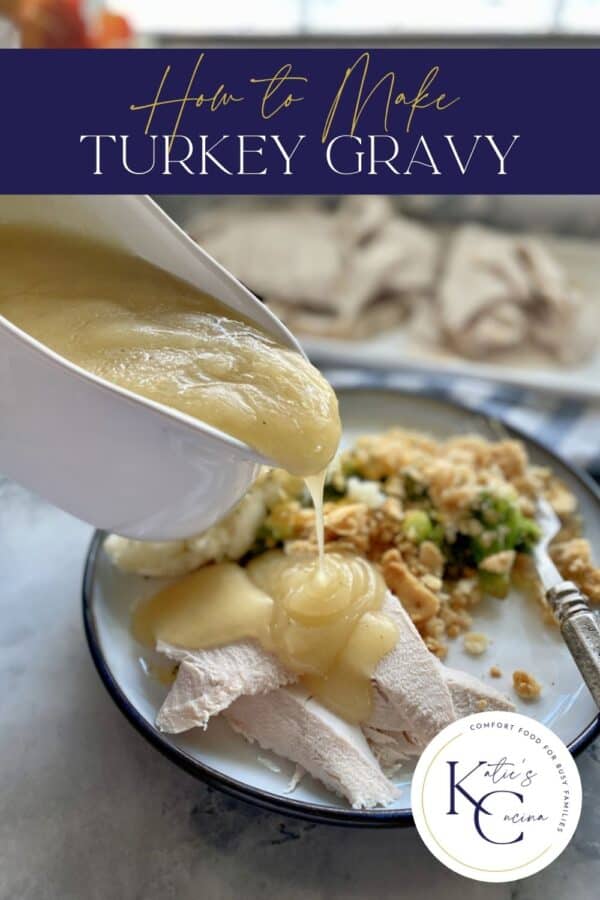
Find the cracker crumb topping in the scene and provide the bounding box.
[513,669,542,700]
[464,632,489,656]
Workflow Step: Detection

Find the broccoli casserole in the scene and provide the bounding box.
[107,428,600,661]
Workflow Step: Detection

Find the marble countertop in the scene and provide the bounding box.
[1,477,599,900]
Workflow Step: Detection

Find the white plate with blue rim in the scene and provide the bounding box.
[83,382,600,827]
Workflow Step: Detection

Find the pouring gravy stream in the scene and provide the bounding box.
[0,225,397,722]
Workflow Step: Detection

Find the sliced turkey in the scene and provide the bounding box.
[363,663,515,773]
[441,665,516,717]
[187,197,438,338]
[225,686,399,810]
[156,639,294,733]
[438,224,587,363]
[366,594,455,747]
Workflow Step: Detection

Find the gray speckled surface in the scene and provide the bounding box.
[1,478,599,900]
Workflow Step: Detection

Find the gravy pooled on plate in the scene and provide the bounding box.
[133,554,397,723]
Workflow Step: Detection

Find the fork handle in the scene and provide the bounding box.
[547,581,600,709]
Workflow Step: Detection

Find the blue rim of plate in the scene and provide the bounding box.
[82,380,600,828]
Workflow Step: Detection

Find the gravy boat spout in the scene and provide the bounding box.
[0,195,303,540]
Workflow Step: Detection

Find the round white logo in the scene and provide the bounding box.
[411,711,582,882]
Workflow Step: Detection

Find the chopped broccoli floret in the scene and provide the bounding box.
[323,482,347,502]
[245,525,277,558]
[259,502,298,544]
[440,492,540,590]
[341,459,361,479]
[403,473,429,501]
[402,509,433,543]
[473,493,540,561]
[428,523,445,546]
[478,571,510,599]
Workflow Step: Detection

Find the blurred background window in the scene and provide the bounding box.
[104,1,302,35]
[7,1,600,51]
[560,0,600,30]
[106,0,600,37]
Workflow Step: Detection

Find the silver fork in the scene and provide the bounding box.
[535,496,600,708]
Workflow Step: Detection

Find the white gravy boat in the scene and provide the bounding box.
[0,196,303,540]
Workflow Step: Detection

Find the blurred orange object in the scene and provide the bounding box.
[19,0,87,47]
[18,0,132,48]
[89,10,133,47]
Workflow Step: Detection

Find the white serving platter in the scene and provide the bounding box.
[302,236,600,400]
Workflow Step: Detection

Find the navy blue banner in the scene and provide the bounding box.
[2,48,599,193]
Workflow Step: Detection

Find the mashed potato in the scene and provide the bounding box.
[105,469,299,577]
